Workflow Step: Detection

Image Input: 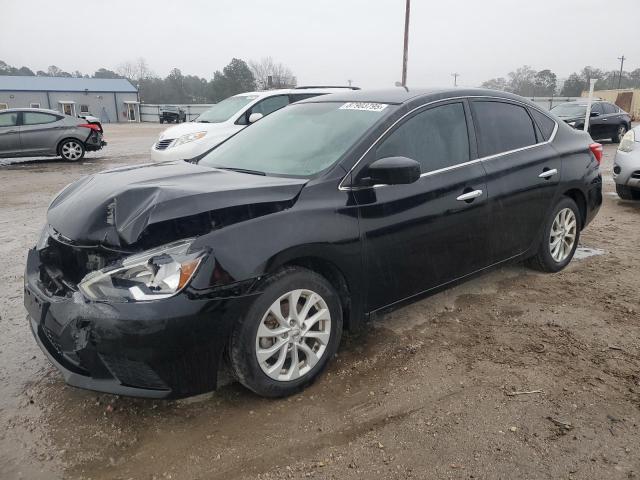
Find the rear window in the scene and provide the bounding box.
[23,112,59,125]
[471,101,537,157]
[529,108,556,141]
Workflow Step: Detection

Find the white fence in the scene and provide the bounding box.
[140,104,215,123]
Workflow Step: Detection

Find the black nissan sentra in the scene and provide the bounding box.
[25,88,602,399]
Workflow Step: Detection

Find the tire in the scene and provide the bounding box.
[230,266,343,398]
[527,197,581,273]
[616,184,640,200]
[612,124,627,143]
[59,139,85,162]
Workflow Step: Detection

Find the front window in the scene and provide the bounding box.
[199,102,389,177]
[551,103,587,117]
[195,95,258,123]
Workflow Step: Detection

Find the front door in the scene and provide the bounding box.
[127,103,137,122]
[469,100,562,261]
[587,102,605,140]
[0,110,21,157]
[352,100,491,311]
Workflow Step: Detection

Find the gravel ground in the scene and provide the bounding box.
[0,123,639,480]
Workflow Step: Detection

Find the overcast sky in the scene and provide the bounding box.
[1,0,637,88]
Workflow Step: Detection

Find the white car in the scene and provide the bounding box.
[150,87,358,162]
[613,125,640,200]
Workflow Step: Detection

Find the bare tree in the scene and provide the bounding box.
[117,57,154,85]
[249,57,296,89]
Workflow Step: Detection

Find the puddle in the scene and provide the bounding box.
[574,245,606,260]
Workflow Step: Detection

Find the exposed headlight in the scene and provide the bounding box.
[619,129,636,153]
[173,131,207,147]
[78,239,205,302]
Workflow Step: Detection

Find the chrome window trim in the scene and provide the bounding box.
[339,95,559,191]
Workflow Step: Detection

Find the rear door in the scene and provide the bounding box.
[470,100,561,261]
[588,102,606,139]
[0,111,21,157]
[354,100,491,310]
[19,111,65,155]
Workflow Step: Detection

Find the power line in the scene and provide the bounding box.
[617,55,626,90]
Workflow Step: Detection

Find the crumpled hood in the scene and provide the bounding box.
[47,161,307,248]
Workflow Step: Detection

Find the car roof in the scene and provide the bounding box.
[0,107,62,114]
[232,87,360,98]
[295,87,539,106]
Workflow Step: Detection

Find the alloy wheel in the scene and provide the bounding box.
[549,208,577,262]
[255,289,331,382]
[61,141,82,160]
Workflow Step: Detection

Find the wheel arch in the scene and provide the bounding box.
[562,188,587,229]
[280,256,355,331]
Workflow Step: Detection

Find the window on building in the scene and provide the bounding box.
[23,112,60,125]
[0,103,8,110]
[375,102,470,173]
[80,104,90,113]
[471,101,537,157]
[30,103,40,108]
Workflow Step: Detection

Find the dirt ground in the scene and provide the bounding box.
[0,123,639,480]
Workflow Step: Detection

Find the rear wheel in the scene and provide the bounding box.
[230,267,342,397]
[59,139,85,162]
[527,197,581,273]
[612,124,627,143]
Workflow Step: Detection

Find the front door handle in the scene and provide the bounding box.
[456,189,483,202]
[538,168,558,179]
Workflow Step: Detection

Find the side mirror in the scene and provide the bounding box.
[363,157,421,186]
[590,111,600,117]
[248,112,264,124]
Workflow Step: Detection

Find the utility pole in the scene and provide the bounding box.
[451,73,460,87]
[401,0,410,87]
[347,79,352,87]
[617,55,626,90]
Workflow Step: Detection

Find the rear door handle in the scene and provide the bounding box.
[538,168,558,179]
[456,189,483,202]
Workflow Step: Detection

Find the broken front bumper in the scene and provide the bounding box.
[24,248,258,399]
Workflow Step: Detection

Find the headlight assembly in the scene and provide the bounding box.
[567,121,577,127]
[78,239,205,302]
[619,129,636,153]
[174,131,207,147]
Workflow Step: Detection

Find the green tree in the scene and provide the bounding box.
[93,68,122,79]
[481,77,509,91]
[507,65,537,96]
[209,58,256,102]
[533,69,557,96]
[560,73,586,96]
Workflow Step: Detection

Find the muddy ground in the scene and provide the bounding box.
[0,124,639,480]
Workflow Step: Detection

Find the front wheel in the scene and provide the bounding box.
[59,139,85,162]
[527,197,581,273]
[230,267,343,398]
[612,124,627,143]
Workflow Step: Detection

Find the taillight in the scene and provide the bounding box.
[79,123,101,132]
[589,143,603,164]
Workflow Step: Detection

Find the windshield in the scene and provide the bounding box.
[551,103,588,117]
[199,102,389,177]
[195,95,257,123]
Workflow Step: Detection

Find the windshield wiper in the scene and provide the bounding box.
[216,167,266,176]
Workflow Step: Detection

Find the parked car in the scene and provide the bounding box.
[613,125,640,199]
[159,105,186,124]
[150,86,360,162]
[551,100,631,143]
[25,88,602,399]
[0,108,105,161]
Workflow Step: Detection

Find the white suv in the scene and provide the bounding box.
[150,87,358,162]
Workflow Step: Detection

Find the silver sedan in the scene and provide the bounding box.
[0,108,105,161]
[613,125,640,200]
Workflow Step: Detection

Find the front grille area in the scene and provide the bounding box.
[100,355,169,390]
[155,139,174,150]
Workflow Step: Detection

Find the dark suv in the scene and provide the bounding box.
[25,88,602,399]
[159,106,187,124]
[551,100,631,143]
